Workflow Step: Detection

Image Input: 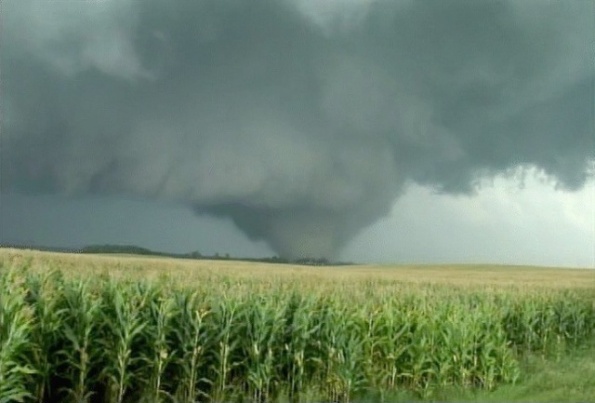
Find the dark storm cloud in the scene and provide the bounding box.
[2,0,593,258]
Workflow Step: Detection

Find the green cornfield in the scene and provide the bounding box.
[1,251,594,402]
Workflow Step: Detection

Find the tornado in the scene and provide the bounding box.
[2,0,593,259]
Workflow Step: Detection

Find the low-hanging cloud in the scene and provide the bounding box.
[2,0,593,259]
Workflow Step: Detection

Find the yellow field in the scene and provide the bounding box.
[1,247,593,290]
[2,247,594,402]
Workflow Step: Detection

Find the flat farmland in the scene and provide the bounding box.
[2,247,593,288]
[1,248,594,402]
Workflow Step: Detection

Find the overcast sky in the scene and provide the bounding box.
[1,0,594,267]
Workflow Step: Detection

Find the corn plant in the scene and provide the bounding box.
[0,270,36,403]
[140,288,177,402]
[24,269,67,401]
[240,295,285,402]
[99,279,148,403]
[57,279,102,402]
[209,296,240,402]
[170,291,211,402]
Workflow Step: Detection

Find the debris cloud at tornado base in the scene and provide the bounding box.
[2,0,593,259]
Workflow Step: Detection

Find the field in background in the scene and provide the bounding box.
[1,248,594,402]
[2,247,594,288]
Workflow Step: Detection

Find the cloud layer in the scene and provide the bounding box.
[2,0,593,258]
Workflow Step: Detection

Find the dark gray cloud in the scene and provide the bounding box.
[2,0,593,258]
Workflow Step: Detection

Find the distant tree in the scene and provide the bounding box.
[294,257,331,266]
[81,244,153,255]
